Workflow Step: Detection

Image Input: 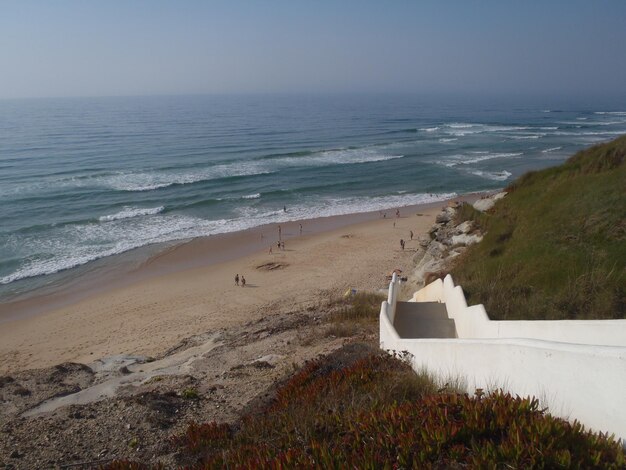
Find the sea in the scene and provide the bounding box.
[1,93,625,302]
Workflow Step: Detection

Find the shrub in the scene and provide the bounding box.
[181,388,199,399]
[159,349,624,469]
[329,291,385,324]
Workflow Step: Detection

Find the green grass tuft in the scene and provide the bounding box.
[324,291,386,337]
[329,291,386,323]
[181,388,199,400]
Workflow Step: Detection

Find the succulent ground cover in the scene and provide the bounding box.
[106,345,625,469]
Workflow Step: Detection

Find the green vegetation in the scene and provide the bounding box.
[104,346,624,469]
[181,387,199,400]
[453,200,488,230]
[325,291,385,337]
[452,136,626,320]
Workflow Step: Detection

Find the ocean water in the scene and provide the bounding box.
[1,94,625,301]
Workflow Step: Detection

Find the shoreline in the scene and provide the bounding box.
[0,193,487,323]
[0,192,486,374]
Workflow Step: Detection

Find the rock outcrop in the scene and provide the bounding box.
[402,192,506,296]
[472,191,507,212]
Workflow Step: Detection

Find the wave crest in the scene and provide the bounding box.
[470,170,512,181]
[99,206,164,222]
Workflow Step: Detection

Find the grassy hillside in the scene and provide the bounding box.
[452,135,626,320]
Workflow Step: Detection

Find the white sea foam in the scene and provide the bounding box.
[280,192,458,222]
[542,146,562,153]
[0,214,217,285]
[469,170,512,181]
[591,121,626,126]
[103,162,274,192]
[464,152,522,164]
[439,138,458,143]
[276,148,404,167]
[0,192,456,285]
[99,206,164,222]
[594,111,626,115]
[559,120,626,126]
[241,193,261,199]
[441,152,523,166]
[420,127,440,132]
[509,135,542,140]
[100,148,406,193]
[554,130,625,136]
[442,123,532,137]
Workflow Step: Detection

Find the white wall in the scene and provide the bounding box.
[381,275,626,443]
[411,275,626,347]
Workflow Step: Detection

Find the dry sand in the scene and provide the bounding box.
[0,199,474,375]
[0,197,485,468]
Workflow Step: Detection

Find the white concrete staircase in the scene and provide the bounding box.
[393,301,456,339]
[380,273,626,443]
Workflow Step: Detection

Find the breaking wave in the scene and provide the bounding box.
[99,206,164,222]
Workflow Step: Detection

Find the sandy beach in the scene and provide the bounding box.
[0,197,480,375]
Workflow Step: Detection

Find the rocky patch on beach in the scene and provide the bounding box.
[403,192,506,295]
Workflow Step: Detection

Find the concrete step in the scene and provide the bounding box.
[396,301,450,320]
[393,302,456,339]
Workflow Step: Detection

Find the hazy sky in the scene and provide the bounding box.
[1,1,625,99]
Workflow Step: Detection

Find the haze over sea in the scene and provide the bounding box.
[1,93,626,301]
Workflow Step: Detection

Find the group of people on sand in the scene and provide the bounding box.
[269,222,303,254]
[400,229,416,251]
[389,207,416,250]
[399,227,416,251]
[234,273,246,287]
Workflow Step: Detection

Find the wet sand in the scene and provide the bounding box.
[0,195,483,374]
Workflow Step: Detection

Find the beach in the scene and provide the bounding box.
[0,199,476,375]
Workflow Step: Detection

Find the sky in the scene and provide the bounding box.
[1,0,626,99]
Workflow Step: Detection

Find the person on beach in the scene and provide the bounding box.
[278,225,282,240]
[235,274,239,286]
[283,205,287,212]
[281,241,285,250]
[277,241,281,250]
[400,239,405,250]
[241,276,246,287]
[299,223,302,235]
[410,230,413,240]
[396,209,400,218]
[269,246,273,254]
